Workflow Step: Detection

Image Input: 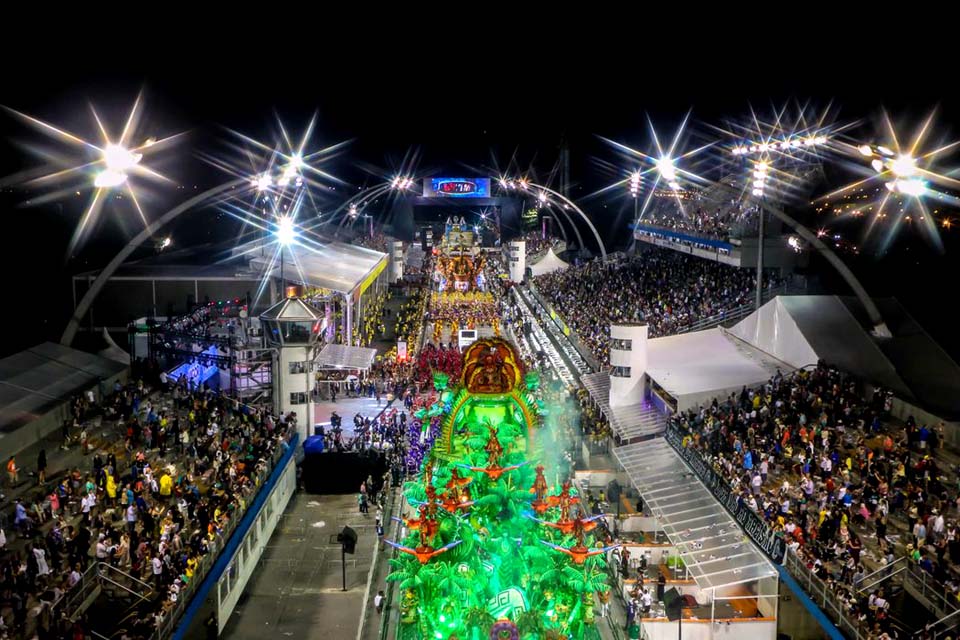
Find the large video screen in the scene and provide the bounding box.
[423,177,491,198]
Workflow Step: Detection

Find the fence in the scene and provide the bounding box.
[156,430,296,640]
[673,283,790,335]
[525,283,602,372]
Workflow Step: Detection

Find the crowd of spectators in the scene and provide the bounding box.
[533,249,778,365]
[1,368,293,640]
[671,362,952,639]
[641,200,760,241]
[353,233,390,253]
[516,231,561,259]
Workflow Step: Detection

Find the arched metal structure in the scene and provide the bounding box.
[508,182,607,260]
[61,178,247,346]
[712,184,890,337]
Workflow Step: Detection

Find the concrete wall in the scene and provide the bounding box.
[275,345,316,444]
[508,240,526,282]
[179,439,298,640]
[609,324,648,407]
[643,618,776,640]
[889,396,960,448]
[215,454,297,632]
[775,578,827,640]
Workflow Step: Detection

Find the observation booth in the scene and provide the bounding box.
[260,297,325,444]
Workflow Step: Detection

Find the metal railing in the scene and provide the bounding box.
[904,561,960,620]
[673,284,789,335]
[525,283,602,373]
[784,548,870,640]
[96,562,155,603]
[151,433,291,640]
[854,557,907,595]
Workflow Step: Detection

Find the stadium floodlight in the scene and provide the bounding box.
[787,236,801,252]
[255,173,273,191]
[161,236,172,249]
[276,216,296,246]
[858,144,874,157]
[890,154,917,178]
[94,143,143,189]
[751,160,769,197]
[656,157,677,182]
[391,175,415,190]
[104,144,142,173]
[892,178,928,197]
[94,169,128,188]
[538,191,548,204]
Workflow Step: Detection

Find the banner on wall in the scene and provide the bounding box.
[397,340,407,362]
[665,426,787,564]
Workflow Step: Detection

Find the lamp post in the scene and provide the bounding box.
[713,181,891,337]
[751,160,770,311]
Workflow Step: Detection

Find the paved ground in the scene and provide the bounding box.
[221,492,381,640]
[312,395,393,436]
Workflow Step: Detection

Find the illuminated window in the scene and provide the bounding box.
[611,366,632,378]
[289,392,308,405]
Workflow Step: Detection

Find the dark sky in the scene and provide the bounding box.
[1,41,958,358]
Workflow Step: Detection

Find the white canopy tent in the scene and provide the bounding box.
[315,343,377,371]
[528,247,569,277]
[250,242,387,295]
[644,327,790,412]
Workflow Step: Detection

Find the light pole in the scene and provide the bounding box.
[629,171,641,253]
[713,182,891,337]
[752,160,770,311]
[276,215,296,295]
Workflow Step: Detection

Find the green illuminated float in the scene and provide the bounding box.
[386,339,613,640]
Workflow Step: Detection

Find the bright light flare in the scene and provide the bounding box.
[656,157,677,182]
[893,178,928,197]
[255,173,273,191]
[276,216,296,245]
[890,154,917,178]
[103,143,141,173]
[94,170,128,188]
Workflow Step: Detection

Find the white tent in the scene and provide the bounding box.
[528,247,569,276]
[645,327,788,411]
[728,296,820,369]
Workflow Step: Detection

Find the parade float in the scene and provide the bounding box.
[389,338,614,640]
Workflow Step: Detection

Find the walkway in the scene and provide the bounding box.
[220,492,381,640]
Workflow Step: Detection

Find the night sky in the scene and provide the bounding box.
[2,43,958,359]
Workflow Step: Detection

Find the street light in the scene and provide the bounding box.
[860,146,930,198]
[276,215,297,295]
[95,143,142,188]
